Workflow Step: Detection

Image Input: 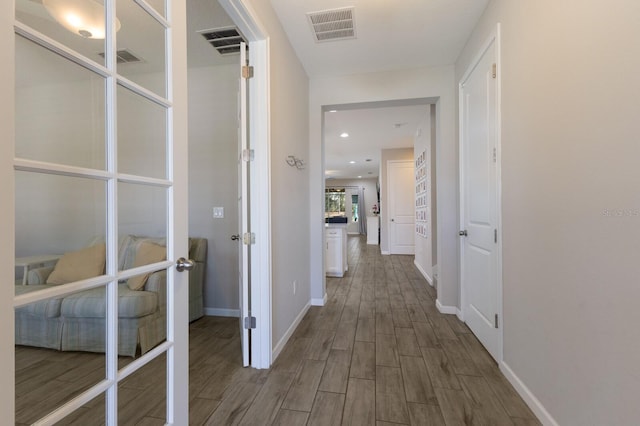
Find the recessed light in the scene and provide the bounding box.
[340,132,349,138]
[349,161,356,164]
[357,176,362,178]
[328,110,337,113]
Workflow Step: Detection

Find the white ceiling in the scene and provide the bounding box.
[324,104,429,180]
[269,0,489,78]
[270,0,488,180]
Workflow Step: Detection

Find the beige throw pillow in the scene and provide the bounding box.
[46,243,106,285]
[127,241,166,290]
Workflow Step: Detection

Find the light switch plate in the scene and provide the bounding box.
[213,207,224,218]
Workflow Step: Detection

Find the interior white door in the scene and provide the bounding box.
[9,0,190,423]
[388,160,415,255]
[238,41,250,367]
[460,36,500,362]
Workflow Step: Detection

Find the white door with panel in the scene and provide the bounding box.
[237,41,251,367]
[388,160,415,255]
[9,0,190,423]
[459,32,501,362]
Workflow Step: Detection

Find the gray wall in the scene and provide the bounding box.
[413,114,433,282]
[456,0,640,423]
[244,0,311,353]
[188,63,239,314]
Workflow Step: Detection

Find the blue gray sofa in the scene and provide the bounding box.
[14,236,207,357]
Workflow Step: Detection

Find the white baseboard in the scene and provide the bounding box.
[204,307,240,318]
[272,301,311,362]
[435,299,458,315]
[381,250,390,255]
[413,259,433,285]
[311,293,327,306]
[500,361,558,426]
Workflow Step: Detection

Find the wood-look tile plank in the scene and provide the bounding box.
[343,378,376,426]
[271,409,309,426]
[412,321,440,349]
[189,397,221,426]
[375,334,399,367]
[271,337,312,373]
[375,312,395,335]
[428,316,458,340]
[399,355,437,405]
[407,403,446,426]
[308,391,345,426]
[318,349,351,394]
[391,308,412,328]
[406,304,429,323]
[355,317,376,343]
[375,366,409,424]
[440,338,481,377]
[239,372,295,426]
[433,387,475,426]
[350,341,376,380]
[281,359,325,412]
[458,375,514,426]
[332,321,356,352]
[445,314,471,334]
[307,329,336,361]
[395,327,421,357]
[420,347,461,390]
[204,381,261,425]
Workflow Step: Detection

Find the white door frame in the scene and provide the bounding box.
[458,24,503,362]
[219,0,272,369]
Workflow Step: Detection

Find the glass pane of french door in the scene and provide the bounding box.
[13,0,177,422]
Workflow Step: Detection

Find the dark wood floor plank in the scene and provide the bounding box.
[281,359,326,412]
[308,391,345,426]
[375,366,410,424]
[375,333,400,367]
[407,403,446,426]
[319,349,351,394]
[399,355,438,405]
[420,347,461,390]
[350,341,376,380]
[343,378,376,426]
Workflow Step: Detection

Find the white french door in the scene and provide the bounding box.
[8,0,189,424]
[459,27,502,363]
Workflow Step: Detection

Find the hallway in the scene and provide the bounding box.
[259,235,540,425]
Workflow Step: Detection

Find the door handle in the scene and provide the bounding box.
[391,218,395,222]
[231,234,240,241]
[459,230,468,237]
[176,257,195,272]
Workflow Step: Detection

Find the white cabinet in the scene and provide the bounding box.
[325,226,347,277]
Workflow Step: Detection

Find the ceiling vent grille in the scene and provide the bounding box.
[307,7,356,42]
[98,49,142,64]
[198,26,247,55]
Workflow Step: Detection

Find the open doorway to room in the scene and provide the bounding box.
[322,100,438,286]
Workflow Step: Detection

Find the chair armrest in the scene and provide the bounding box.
[144,270,167,309]
[27,266,55,285]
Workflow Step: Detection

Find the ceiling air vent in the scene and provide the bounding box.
[98,49,143,64]
[198,26,246,55]
[307,7,356,42]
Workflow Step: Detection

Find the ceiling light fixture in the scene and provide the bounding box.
[340,132,349,138]
[349,161,356,164]
[43,0,121,39]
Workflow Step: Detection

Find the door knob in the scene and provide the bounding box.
[176,257,195,272]
[231,234,240,241]
[391,218,395,222]
[459,230,468,236]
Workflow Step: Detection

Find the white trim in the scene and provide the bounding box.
[272,302,310,362]
[413,259,433,285]
[435,298,458,315]
[381,250,390,255]
[310,293,328,306]
[204,308,241,318]
[458,23,503,364]
[219,0,272,370]
[501,361,558,426]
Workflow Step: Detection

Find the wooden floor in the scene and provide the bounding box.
[16,235,540,425]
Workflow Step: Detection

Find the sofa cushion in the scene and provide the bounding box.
[47,243,106,285]
[14,285,63,318]
[61,284,158,319]
[127,241,166,290]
